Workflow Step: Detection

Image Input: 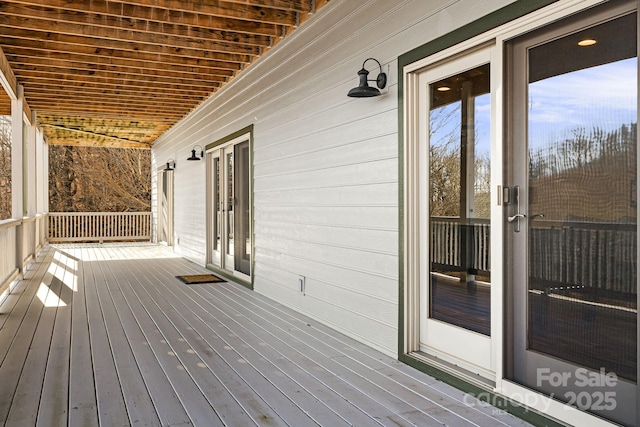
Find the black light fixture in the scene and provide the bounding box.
[347,58,387,98]
[187,145,204,161]
[165,159,175,171]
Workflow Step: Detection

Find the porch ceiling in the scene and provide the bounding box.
[0,0,328,149]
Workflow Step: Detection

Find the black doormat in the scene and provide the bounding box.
[176,274,226,284]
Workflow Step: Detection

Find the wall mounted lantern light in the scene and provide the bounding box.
[187,145,204,161]
[165,159,176,171]
[347,58,387,98]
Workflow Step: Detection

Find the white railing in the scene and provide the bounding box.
[49,212,152,243]
[37,214,47,251]
[431,217,637,294]
[0,214,51,292]
[431,218,491,272]
[529,220,636,294]
[21,216,37,265]
[0,218,21,294]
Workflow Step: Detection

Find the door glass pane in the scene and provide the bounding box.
[213,157,221,253]
[429,64,491,335]
[226,151,234,258]
[161,171,169,242]
[527,12,637,382]
[234,141,251,275]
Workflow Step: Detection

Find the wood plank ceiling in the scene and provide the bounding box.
[0,0,328,148]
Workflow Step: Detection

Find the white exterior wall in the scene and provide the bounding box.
[152,0,515,356]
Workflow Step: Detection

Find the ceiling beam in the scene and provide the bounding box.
[38,114,172,136]
[0,40,247,71]
[40,123,152,148]
[0,0,299,27]
[0,29,258,64]
[212,0,313,13]
[33,100,191,120]
[33,105,187,120]
[0,45,17,99]
[45,135,154,149]
[0,4,281,40]
[18,79,214,98]
[4,48,237,77]
[29,96,196,111]
[0,0,330,148]
[14,71,222,93]
[24,88,205,105]
[28,95,198,113]
[22,83,211,103]
[9,62,229,86]
[40,128,170,142]
[0,18,267,57]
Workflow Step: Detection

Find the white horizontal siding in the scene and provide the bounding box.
[152,0,515,355]
[172,161,207,263]
[254,181,397,208]
[255,206,397,232]
[253,267,398,355]
[255,221,397,254]
[254,131,398,179]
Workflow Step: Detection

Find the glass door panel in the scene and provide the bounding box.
[506,2,637,425]
[208,152,222,266]
[417,47,493,378]
[234,141,251,275]
[224,147,235,269]
[429,64,492,336]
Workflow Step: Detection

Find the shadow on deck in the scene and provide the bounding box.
[0,244,531,426]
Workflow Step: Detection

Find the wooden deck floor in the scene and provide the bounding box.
[0,244,532,427]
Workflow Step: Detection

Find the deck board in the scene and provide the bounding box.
[112,246,319,427]
[68,247,99,427]
[198,282,442,427]
[97,248,218,426]
[127,255,351,427]
[134,251,391,426]
[0,244,533,427]
[5,257,65,426]
[91,248,161,426]
[100,255,192,427]
[0,249,55,422]
[84,251,131,427]
[37,254,74,427]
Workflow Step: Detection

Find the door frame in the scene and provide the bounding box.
[403,35,507,391]
[205,125,254,288]
[157,166,174,246]
[400,0,637,425]
[504,2,638,425]
[410,45,496,381]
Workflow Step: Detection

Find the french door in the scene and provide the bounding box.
[207,137,251,279]
[416,46,494,378]
[157,168,173,246]
[505,1,638,425]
